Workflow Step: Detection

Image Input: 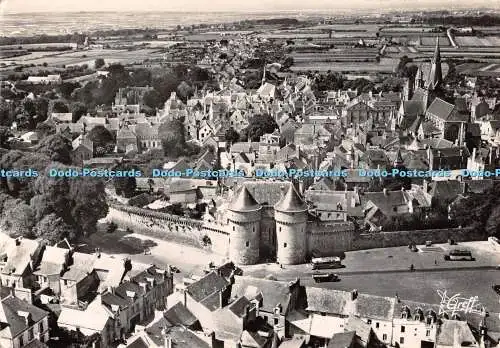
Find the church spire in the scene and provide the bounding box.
[261,65,267,86]
[427,37,443,90]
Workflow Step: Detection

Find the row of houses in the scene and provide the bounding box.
[0,233,173,347]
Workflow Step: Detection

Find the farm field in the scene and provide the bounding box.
[291,61,396,73]
[0,48,163,67]
[455,35,500,47]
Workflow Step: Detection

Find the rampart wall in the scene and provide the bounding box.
[352,227,482,250]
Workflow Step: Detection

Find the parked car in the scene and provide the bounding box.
[312,273,339,283]
[493,285,500,295]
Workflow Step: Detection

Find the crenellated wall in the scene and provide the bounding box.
[107,205,230,256]
[107,205,204,248]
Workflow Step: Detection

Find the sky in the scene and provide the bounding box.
[1,0,499,13]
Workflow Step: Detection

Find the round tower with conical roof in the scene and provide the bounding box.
[274,185,308,265]
[227,186,262,265]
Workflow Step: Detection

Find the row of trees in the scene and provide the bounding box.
[0,135,108,244]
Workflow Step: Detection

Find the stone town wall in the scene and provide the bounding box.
[352,227,482,250]
[107,205,229,255]
[307,222,355,257]
[107,205,204,248]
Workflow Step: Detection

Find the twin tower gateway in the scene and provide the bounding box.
[227,184,309,265]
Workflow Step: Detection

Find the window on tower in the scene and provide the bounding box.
[246,241,249,247]
[284,243,287,248]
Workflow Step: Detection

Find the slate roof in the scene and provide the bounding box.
[186,271,229,302]
[24,339,49,348]
[58,296,113,332]
[362,191,411,216]
[328,331,356,348]
[426,98,468,122]
[274,185,307,212]
[164,302,198,327]
[147,319,210,348]
[240,330,268,348]
[2,238,39,276]
[34,246,68,276]
[231,276,294,314]
[304,287,395,321]
[0,296,49,339]
[429,180,465,201]
[61,252,96,282]
[279,336,306,348]
[228,186,261,212]
[402,100,425,117]
[227,296,251,317]
[345,316,371,343]
[436,320,477,347]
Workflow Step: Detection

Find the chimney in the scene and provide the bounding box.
[164,335,172,348]
[219,290,224,308]
[351,289,358,301]
[15,238,21,246]
[383,188,388,196]
[423,179,429,193]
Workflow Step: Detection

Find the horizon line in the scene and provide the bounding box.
[3,7,500,15]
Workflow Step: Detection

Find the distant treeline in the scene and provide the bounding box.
[420,15,500,27]
[0,28,159,46]
[0,34,86,46]
[240,18,300,25]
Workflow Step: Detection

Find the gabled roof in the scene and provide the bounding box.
[436,320,477,347]
[2,238,39,276]
[231,276,295,314]
[426,98,460,122]
[186,271,229,302]
[0,296,49,339]
[328,331,356,348]
[164,302,198,327]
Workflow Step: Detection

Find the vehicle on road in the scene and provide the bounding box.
[311,256,342,270]
[493,285,500,295]
[312,273,339,283]
[444,249,474,261]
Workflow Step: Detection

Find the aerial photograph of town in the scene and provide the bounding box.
[0,0,500,346]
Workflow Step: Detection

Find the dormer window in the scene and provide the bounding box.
[126,290,136,299]
[274,304,282,315]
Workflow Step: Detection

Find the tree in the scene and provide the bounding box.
[112,164,137,198]
[0,126,12,149]
[68,176,108,236]
[0,100,15,126]
[486,205,500,237]
[36,121,56,138]
[159,119,187,158]
[242,114,278,141]
[87,125,114,154]
[94,58,105,69]
[224,127,240,143]
[176,81,193,102]
[70,102,87,123]
[31,166,108,238]
[0,198,35,238]
[48,99,69,116]
[58,82,80,99]
[143,89,163,109]
[33,213,75,244]
[35,134,72,164]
